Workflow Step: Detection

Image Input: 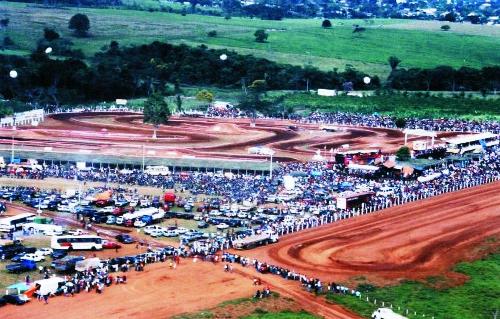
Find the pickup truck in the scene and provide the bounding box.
[51,256,85,272]
[6,260,37,273]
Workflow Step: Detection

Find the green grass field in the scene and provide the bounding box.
[1,2,498,78]
[327,252,500,319]
[280,93,500,120]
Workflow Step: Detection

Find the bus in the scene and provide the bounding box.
[51,235,103,251]
[336,191,374,210]
[0,213,36,232]
[446,132,498,154]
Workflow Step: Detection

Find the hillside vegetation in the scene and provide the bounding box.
[1,2,499,78]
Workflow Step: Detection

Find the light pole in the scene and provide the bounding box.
[269,151,275,179]
[142,144,145,172]
[10,116,16,164]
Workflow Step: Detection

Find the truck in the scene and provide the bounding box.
[51,255,85,272]
[22,223,64,236]
[233,232,279,250]
[6,259,37,273]
[0,241,25,259]
[371,308,408,319]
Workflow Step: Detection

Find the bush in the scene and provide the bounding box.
[396,146,411,161]
[441,25,451,31]
[322,19,332,28]
[3,36,14,46]
[254,29,268,43]
[207,30,217,37]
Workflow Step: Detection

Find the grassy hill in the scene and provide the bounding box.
[1,2,499,79]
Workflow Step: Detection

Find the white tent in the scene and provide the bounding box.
[35,277,65,296]
[75,258,101,272]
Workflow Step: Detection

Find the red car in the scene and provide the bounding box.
[102,241,122,249]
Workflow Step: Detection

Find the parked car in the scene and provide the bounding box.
[2,294,29,305]
[115,234,135,244]
[163,230,178,237]
[67,229,88,236]
[102,241,122,249]
[216,223,230,230]
[51,256,85,272]
[35,248,53,256]
[6,260,37,273]
[50,250,67,260]
[20,253,45,262]
[197,221,209,229]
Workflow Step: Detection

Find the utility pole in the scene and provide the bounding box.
[142,144,145,172]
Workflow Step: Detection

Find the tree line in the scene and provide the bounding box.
[0,40,377,106]
[0,39,498,107]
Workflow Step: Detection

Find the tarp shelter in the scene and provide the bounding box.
[6,282,30,295]
[75,258,101,272]
[34,277,65,296]
[310,170,323,176]
[95,191,112,201]
[289,171,308,177]
[402,166,414,177]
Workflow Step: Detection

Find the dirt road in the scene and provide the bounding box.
[244,182,500,285]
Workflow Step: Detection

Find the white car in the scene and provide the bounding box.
[175,227,189,235]
[129,199,139,207]
[149,229,164,237]
[57,205,71,212]
[193,214,203,221]
[67,229,88,236]
[209,210,222,217]
[216,223,230,230]
[237,212,248,219]
[134,220,147,228]
[21,254,45,262]
[163,230,178,237]
[36,248,53,256]
[377,186,395,197]
[99,206,114,213]
[144,225,164,235]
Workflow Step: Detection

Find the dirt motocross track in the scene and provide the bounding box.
[244,182,500,285]
[0,112,460,162]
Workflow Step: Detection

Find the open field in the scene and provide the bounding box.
[0,112,463,164]
[243,181,500,285]
[281,93,500,120]
[1,2,499,78]
[328,251,500,319]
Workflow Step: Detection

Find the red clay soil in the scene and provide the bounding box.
[243,182,500,286]
[0,260,259,319]
[0,113,461,162]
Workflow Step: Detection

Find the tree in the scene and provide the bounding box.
[396,146,411,161]
[3,36,14,47]
[322,19,332,28]
[44,28,60,41]
[0,18,9,28]
[388,56,401,71]
[68,14,90,37]
[394,117,406,129]
[440,25,451,31]
[443,12,456,22]
[254,29,268,43]
[143,93,171,138]
[175,94,183,113]
[196,89,214,103]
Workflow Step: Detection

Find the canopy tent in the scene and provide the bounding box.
[6,282,30,295]
[75,258,102,272]
[34,277,65,296]
[347,163,380,171]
